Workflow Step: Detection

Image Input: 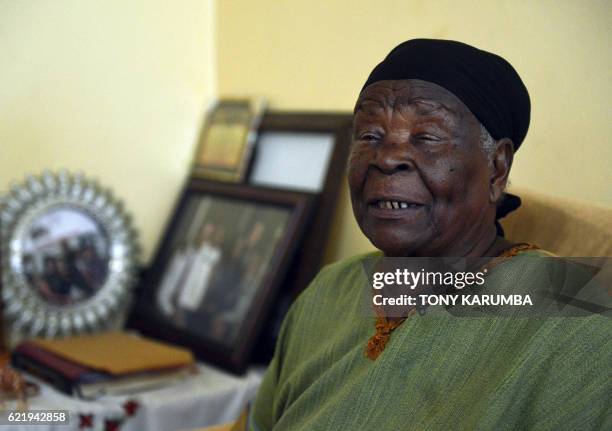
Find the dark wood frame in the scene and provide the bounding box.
[129,179,311,373]
[253,111,352,298]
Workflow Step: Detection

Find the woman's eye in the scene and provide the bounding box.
[359,133,380,141]
[413,134,441,142]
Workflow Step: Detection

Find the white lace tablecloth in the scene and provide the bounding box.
[8,363,264,431]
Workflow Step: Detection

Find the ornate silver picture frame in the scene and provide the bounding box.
[1,171,140,340]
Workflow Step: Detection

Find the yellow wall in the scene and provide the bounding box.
[2,1,609,265]
[217,0,612,262]
[0,0,216,263]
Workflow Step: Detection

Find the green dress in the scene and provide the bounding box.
[250,251,611,430]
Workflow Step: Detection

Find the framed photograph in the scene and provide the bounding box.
[192,98,266,183]
[244,112,353,361]
[250,112,352,295]
[21,207,110,305]
[1,171,140,340]
[129,179,310,373]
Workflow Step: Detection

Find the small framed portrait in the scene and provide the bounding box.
[192,98,266,183]
[21,207,110,305]
[1,171,140,340]
[129,179,310,373]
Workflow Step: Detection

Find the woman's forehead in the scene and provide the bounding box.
[354,79,476,128]
[355,79,469,116]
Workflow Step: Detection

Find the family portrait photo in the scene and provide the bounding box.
[155,193,291,345]
[20,206,110,305]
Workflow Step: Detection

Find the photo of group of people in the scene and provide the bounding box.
[20,207,110,305]
[155,194,290,345]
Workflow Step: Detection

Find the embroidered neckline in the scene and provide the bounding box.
[364,243,540,360]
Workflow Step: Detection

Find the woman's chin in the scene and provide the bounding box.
[368,234,428,257]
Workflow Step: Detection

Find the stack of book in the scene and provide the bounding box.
[12,331,195,399]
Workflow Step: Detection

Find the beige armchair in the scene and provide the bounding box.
[501,187,612,257]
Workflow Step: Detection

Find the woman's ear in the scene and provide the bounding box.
[490,138,514,204]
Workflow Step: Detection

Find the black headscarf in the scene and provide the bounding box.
[362,38,530,227]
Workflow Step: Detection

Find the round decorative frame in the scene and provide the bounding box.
[1,171,140,339]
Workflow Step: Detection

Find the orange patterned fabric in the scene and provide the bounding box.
[366,309,416,360]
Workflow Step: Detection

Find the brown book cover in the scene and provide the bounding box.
[15,342,92,381]
[12,343,101,396]
[31,331,194,375]
[13,332,197,398]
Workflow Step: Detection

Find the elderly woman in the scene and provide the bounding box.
[246,40,610,430]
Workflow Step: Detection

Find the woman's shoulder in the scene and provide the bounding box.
[484,244,555,274]
[485,246,609,314]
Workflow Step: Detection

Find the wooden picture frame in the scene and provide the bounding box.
[252,112,352,296]
[192,99,266,183]
[244,111,353,361]
[129,179,310,373]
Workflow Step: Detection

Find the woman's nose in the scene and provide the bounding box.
[371,141,415,174]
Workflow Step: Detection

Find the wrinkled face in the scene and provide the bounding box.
[349,79,496,256]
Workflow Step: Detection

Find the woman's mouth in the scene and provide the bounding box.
[371,200,423,210]
[367,200,426,219]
